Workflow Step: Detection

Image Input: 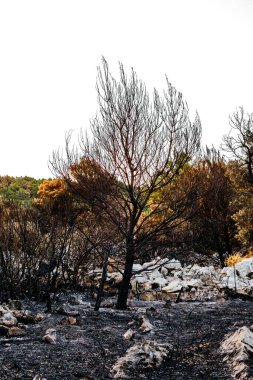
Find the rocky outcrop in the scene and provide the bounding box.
[220,326,253,379]
[111,340,171,378]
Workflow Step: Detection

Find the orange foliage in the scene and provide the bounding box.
[37,179,66,201]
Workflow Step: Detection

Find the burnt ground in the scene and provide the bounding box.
[1,293,253,380]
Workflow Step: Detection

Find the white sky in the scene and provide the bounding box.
[0,0,253,178]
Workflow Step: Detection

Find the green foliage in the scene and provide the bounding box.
[0,176,46,204]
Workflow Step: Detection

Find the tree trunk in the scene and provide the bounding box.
[94,250,109,311]
[116,234,134,310]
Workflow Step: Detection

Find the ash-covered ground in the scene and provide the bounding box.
[1,292,253,380]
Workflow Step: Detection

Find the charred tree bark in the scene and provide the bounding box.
[94,250,109,311]
[116,234,135,310]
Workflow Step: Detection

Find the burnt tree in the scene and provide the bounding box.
[50,58,201,309]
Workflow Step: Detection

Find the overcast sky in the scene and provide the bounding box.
[0,0,253,178]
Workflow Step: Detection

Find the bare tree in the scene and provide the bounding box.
[50,58,201,309]
[222,107,253,184]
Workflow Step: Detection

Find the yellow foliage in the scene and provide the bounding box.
[225,253,243,267]
[37,179,66,200]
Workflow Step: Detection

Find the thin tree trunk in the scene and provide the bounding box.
[94,250,109,311]
[116,234,134,310]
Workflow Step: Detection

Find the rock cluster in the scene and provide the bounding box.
[96,256,253,301]
[0,300,43,337]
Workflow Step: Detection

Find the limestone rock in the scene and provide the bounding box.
[235,258,253,278]
[13,310,42,324]
[139,316,153,333]
[123,328,135,340]
[59,316,78,325]
[162,279,182,293]
[42,328,57,344]
[220,326,253,379]
[0,312,17,326]
[8,326,26,336]
[111,340,171,378]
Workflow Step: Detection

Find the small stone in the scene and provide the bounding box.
[123,328,135,340]
[42,328,57,344]
[139,316,154,333]
[56,305,79,316]
[59,316,77,325]
[13,310,37,324]
[33,375,47,380]
[0,312,17,326]
[8,326,26,337]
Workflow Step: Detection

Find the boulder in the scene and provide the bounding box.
[151,277,168,289]
[235,257,253,278]
[111,340,171,378]
[163,259,182,271]
[162,279,183,293]
[220,326,253,379]
[132,263,143,272]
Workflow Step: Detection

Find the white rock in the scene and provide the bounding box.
[220,326,253,379]
[111,340,171,378]
[139,316,154,333]
[151,277,168,288]
[162,279,183,293]
[182,278,202,289]
[235,257,253,278]
[132,263,143,272]
[160,266,168,277]
[123,328,135,340]
[42,328,57,344]
[163,259,182,270]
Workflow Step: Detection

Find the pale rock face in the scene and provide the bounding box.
[220,326,253,379]
[139,316,154,333]
[235,257,253,278]
[123,328,135,340]
[132,263,143,272]
[221,266,234,277]
[151,277,168,288]
[172,270,183,279]
[146,269,162,281]
[224,276,251,294]
[181,278,202,290]
[163,259,182,271]
[162,279,183,293]
[160,266,168,277]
